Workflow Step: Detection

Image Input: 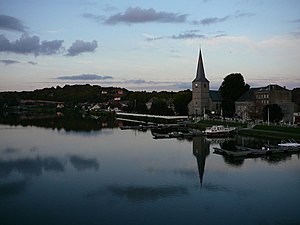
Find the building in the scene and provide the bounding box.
[235,84,296,122]
[292,88,300,107]
[188,49,221,117]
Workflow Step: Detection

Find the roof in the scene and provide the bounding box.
[209,90,221,102]
[256,84,289,92]
[193,49,209,83]
[237,84,290,102]
[236,88,259,102]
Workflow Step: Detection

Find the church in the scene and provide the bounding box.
[188,49,221,117]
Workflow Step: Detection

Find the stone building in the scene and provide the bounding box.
[188,49,221,117]
[235,84,296,122]
[292,88,300,107]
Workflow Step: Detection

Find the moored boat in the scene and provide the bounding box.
[203,125,236,138]
[278,139,300,148]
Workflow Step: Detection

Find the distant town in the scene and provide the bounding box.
[1,49,300,125]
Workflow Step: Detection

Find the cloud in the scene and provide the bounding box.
[0,34,97,56]
[144,35,164,42]
[192,16,230,26]
[57,74,113,80]
[0,59,20,65]
[145,30,206,41]
[103,7,187,25]
[83,13,105,23]
[66,40,98,56]
[103,4,117,11]
[0,59,38,66]
[175,82,192,89]
[213,33,227,38]
[27,61,37,65]
[0,34,64,56]
[171,33,206,40]
[125,79,147,84]
[0,14,27,32]
[234,11,255,18]
[190,11,254,26]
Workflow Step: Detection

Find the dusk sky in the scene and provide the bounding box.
[1,0,300,91]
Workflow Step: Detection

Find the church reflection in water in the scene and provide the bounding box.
[192,137,210,188]
[191,135,300,187]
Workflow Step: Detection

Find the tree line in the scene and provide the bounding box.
[0,73,285,121]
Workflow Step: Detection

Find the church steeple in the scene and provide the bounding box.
[188,48,210,117]
[193,49,209,83]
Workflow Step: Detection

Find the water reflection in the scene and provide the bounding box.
[1,147,21,154]
[0,112,116,132]
[0,180,27,198]
[216,136,300,167]
[192,137,209,187]
[0,123,299,225]
[107,185,188,203]
[69,155,99,171]
[262,154,293,165]
[0,156,65,177]
[0,154,99,178]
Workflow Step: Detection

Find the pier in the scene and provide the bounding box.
[213,146,300,158]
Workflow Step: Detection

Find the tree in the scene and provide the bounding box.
[149,98,174,116]
[262,104,284,123]
[219,73,250,117]
[173,90,192,115]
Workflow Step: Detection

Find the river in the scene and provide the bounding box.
[0,119,299,225]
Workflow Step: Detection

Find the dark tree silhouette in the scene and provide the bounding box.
[149,98,174,116]
[219,73,250,117]
[173,90,192,115]
[262,104,284,122]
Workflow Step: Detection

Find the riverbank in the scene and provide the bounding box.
[192,119,246,130]
[238,125,300,141]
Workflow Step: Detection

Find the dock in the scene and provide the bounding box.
[213,146,300,158]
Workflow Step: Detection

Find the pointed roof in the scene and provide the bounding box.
[193,49,209,83]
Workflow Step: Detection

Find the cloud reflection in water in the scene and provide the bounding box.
[0,180,27,198]
[107,185,188,203]
[69,155,99,171]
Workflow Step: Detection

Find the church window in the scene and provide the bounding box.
[195,84,198,88]
[204,84,206,88]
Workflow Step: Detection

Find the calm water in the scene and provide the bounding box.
[0,122,300,225]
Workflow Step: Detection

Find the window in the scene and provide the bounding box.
[195,84,198,88]
[204,84,206,88]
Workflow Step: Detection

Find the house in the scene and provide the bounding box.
[235,84,296,122]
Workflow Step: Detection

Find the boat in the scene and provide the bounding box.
[203,125,236,138]
[152,132,171,139]
[278,139,300,148]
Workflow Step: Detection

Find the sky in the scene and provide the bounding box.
[0,0,300,92]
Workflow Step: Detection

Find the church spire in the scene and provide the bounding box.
[193,48,209,83]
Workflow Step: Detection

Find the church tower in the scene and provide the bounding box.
[189,49,210,116]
